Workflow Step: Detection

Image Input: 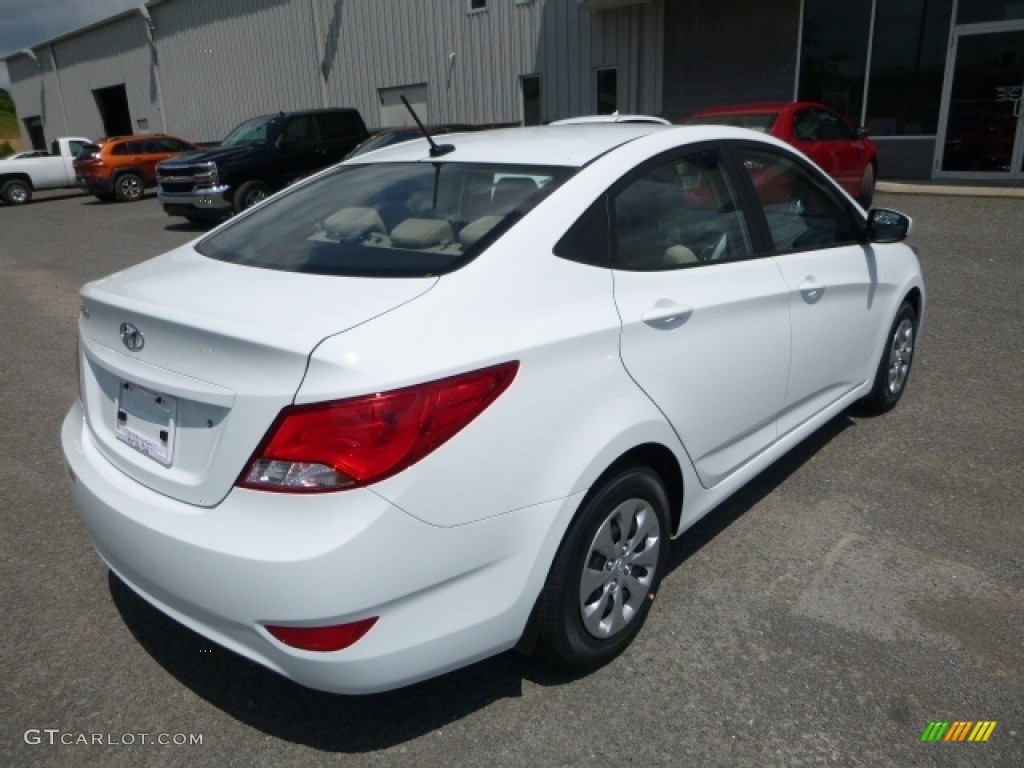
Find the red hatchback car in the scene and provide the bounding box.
[683,102,878,207]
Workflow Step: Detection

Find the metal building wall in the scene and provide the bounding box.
[7,52,63,143]
[314,0,664,127]
[150,0,323,143]
[5,0,666,147]
[48,15,156,140]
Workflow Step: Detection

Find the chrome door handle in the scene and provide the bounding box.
[799,278,826,304]
[642,300,693,330]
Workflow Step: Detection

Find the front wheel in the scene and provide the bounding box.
[2,178,32,205]
[859,300,917,414]
[537,465,670,671]
[233,180,270,214]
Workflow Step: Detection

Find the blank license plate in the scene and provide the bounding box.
[115,381,177,466]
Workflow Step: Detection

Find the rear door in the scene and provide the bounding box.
[278,115,325,182]
[609,147,791,488]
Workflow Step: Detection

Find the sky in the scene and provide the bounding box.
[0,0,143,89]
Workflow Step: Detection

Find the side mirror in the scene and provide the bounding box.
[856,126,869,139]
[866,208,912,243]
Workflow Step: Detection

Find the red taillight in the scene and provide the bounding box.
[265,617,378,652]
[239,361,519,492]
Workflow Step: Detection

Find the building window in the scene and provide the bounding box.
[468,0,487,12]
[798,0,872,125]
[521,75,541,125]
[865,0,953,136]
[957,0,1024,24]
[596,68,618,114]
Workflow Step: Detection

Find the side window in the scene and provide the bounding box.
[611,149,752,270]
[68,140,87,157]
[554,197,610,267]
[317,113,360,141]
[815,108,855,140]
[793,109,818,141]
[282,116,316,146]
[735,147,860,252]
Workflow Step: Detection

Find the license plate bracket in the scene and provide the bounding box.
[115,381,177,466]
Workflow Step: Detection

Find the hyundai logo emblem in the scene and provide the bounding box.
[120,322,145,351]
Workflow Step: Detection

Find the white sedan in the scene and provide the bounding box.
[62,123,924,694]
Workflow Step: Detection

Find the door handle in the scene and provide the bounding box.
[799,277,826,304]
[1014,96,1022,119]
[642,300,693,330]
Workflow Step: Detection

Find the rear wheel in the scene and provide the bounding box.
[114,173,144,202]
[859,300,916,414]
[233,180,270,214]
[2,178,32,205]
[538,465,669,671]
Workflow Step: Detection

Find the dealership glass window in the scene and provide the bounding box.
[865,0,953,135]
[957,0,1024,24]
[596,68,618,114]
[798,0,872,124]
[521,75,541,125]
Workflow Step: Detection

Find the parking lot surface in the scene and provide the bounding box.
[1,188,1021,767]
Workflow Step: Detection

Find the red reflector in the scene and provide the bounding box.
[239,361,519,492]
[265,617,378,652]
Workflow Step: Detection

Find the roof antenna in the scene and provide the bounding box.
[401,95,454,157]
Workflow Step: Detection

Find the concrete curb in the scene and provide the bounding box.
[877,181,1024,198]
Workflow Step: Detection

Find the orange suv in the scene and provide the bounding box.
[75,134,195,202]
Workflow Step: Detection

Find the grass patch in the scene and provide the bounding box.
[0,89,21,140]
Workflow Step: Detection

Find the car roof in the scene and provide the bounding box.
[550,114,671,125]
[344,123,673,166]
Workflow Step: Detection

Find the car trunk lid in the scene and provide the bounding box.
[77,244,437,506]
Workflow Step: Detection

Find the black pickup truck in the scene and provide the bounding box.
[156,108,368,222]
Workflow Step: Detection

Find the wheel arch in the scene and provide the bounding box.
[0,173,33,188]
[588,443,685,537]
[515,440,684,655]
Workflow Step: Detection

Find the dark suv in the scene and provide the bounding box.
[156,109,369,222]
[74,135,195,202]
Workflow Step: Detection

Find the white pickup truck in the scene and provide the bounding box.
[0,137,91,205]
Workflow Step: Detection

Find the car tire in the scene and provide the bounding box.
[537,465,670,671]
[114,173,144,202]
[2,178,33,205]
[858,162,876,208]
[859,300,917,414]
[233,180,270,214]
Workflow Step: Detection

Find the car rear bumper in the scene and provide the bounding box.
[61,400,574,694]
[76,176,116,195]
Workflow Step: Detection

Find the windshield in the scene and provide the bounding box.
[221,115,282,147]
[684,113,778,133]
[197,161,575,277]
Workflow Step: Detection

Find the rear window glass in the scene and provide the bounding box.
[197,161,575,277]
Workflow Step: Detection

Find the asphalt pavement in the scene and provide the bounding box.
[1,187,1021,767]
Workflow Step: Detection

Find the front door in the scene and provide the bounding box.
[936,26,1024,179]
